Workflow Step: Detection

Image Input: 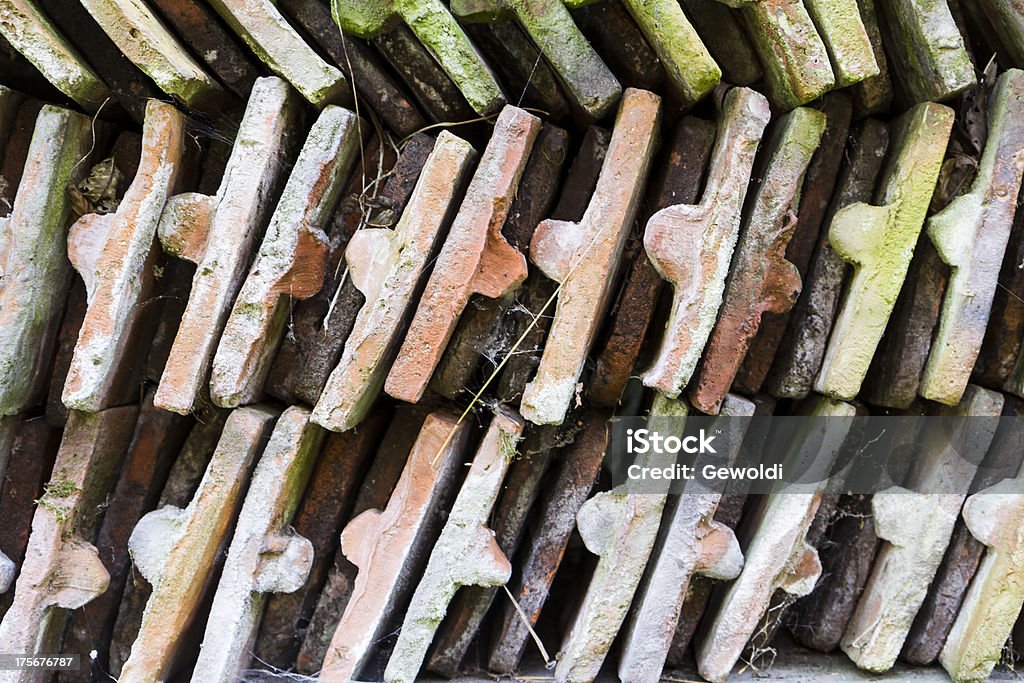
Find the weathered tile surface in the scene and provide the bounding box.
[190,406,324,682]
[0,0,109,110]
[63,101,185,411]
[384,408,524,682]
[332,0,505,115]
[61,391,192,679]
[211,106,363,408]
[697,396,856,683]
[643,87,770,399]
[690,106,825,414]
[318,412,470,682]
[430,123,567,402]
[521,88,659,425]
[155,77,299,415]
[488,408,610,673]
[254,409,389,670]
[734,93,852,395]
[765,119,890,399]
[386,106,539,404]
[940,450,1024,682]
[150,0,259,98]
[314,132,475,431]
[278,0,425,135]
[876,0,976,103]
[80,0,223,107]
[451,0,618,118]
[589,116,714,407]
[295,405,428,673]
[841,386,1003,672]
[107,410,229,676]
[618,394,754,682]
[567,0,717,105]
[0,105,91,415]
[208,0,350,107]
[814,103,953,401]
[118,405,277,683]
[0,406,137,680]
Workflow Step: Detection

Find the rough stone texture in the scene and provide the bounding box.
[588,116,715,408]
[318,412,471,682]
[569,0,663,90]
[207,0,350,107]
[554,396,691,683]
[681,0,762,86]
[521,89,659,425]
[789,402,928,654]
[0,406,137,680]
[211,106,363,408]
[921,71,1024,404]
[253,408,389,670]
[497,125,609,404]
[976,163,1024,391]
[902,396,1024,665]
[939,465,1024,682]
[384,408,524,683]
[61,391,192,680]
[63,101,186,411]
[465,22,570,120]
[425,421,570,676]
[0,419,61,619]
[263,135,397,404]
[190,406,324,682]
[814,103,953,401]
[664,395,777,666]
[728,0,837,109]
[972,0,1024,67]
[451,0,618,118]
[313,132,476,432]
[79,0,223,107]
[32,0,157,121]
[155,77,300,415]
[150,0,259,99]
[876,0,976,103]
[566,0,717,105]
[697,396,856,683]
[488,408,611,673]
[107,410,229,676]
[371,25,476,123]
[618,394,755,682]
[804,0,880,86]
[852,0,894,115]
[333,0,505,115]
[430,124,567,402]
[734,93,853,395]
[765,119,890,399]
[118,405,278,683]
[386,106,539,404]
[0,0,109,110]
[295,405,428,674]
[278,0,425,136]
[690,106,825,415]
[642,87,770,399]
[841,385,1004,673]
[859,237,947,409]
[0,106,91,415]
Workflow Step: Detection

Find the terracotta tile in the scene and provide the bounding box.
[521,89,659,425]
[690,106,826,415]
[63,101,186,411]
[154,77,300,415]
[386,106,539,404]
